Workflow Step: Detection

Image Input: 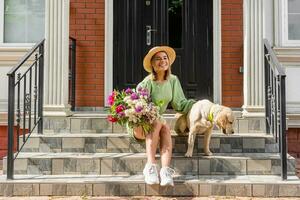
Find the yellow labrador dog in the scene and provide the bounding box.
[175,99,235,157]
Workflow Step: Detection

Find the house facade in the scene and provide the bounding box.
[0,0,300,158]
[0,0,300,196]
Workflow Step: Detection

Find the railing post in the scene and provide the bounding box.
[69,37,76,111]
[7,74,15,180]
[264,45,270,134]
[280,75,287,180]
[38,42,44,134]
[71,39,76,111]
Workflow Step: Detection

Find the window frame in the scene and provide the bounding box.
[281,0,300,46]
[0,0,42,47]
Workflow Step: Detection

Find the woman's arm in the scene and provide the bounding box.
[171,75,196,114]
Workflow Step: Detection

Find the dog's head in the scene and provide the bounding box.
[215,107,235,135]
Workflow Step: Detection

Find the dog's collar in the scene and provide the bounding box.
[208,105,221,122]
[208,111,214,122]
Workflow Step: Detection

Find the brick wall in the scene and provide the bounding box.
[0,126,7,158]
[221,0,243,107]
[287,128,300,177]
[69,0,105,107]
[0,126,26,159]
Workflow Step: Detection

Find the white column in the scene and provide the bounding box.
[105,0,113,107]
[44,0,71,116]
[243,0,269,117]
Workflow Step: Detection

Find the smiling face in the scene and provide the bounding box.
[151,51,170,74]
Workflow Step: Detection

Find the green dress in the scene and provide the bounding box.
[127,74,196,141]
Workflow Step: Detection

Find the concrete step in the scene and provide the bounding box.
[3,153,295,176]
[21,133,278,154]
[43,113,266,134]
[0,174,300,197]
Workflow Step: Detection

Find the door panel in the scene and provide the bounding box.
[113,0,213,100]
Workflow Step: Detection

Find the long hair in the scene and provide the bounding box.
[150,51,171,81]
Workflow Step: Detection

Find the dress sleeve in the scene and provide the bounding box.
[136,75,152,93]
[171,75,196,114]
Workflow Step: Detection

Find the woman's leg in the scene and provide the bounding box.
[145,120,162,164]
[159,123,175,186]
[159,123,172,167]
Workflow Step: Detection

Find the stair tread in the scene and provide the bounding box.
[14,152,294,159]
[31,132,272,138]
[1,174,299,184]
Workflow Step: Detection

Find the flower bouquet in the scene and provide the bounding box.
[107,87,161,136]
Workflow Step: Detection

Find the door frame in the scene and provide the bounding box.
[104,0,222,106]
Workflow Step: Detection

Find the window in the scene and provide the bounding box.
[282,0,300,46]
[0,0,45,45]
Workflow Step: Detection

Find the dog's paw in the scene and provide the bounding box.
[185,151,193,157]
[204,151,213,156]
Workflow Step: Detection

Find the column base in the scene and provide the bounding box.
[242,105,265,118]
[43,104,72,117]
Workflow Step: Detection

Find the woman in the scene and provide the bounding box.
[131,46,195,186]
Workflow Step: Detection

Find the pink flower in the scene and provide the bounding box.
[108,92,115,105]
[116,105,125,113]
[107,115,118,123]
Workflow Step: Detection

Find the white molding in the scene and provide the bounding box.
[0,47,31,52]
[274,0,282,46]
[287,114,300,128]
[104,0,113,107]
[0,100,7,112]
[0,0,4,44]
[0,0,42,47]
[105,0,222,105]
[213,0,222,104]
[281,0,300,46]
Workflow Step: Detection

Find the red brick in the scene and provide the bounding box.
[0,150,6,158]
[77,8,96,14]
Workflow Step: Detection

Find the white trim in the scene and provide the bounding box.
[274,0,281,46]
[0,0,4,44]
[0,43,35,47]
[104,0,222,105]
[0,0,45,47]
[104,0,113,107]
[281,0,300,46]
[213,0,222,104]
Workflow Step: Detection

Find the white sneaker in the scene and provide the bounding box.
[143,163,159,185]
[160,166,175,186]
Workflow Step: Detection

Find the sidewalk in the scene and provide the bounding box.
[0,197,300,200]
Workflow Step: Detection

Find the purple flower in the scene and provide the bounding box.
[125,88,133,94]
[135,106,143,113]
[118,112,125,117]
[137,87,143,92]
[131,93,139,100]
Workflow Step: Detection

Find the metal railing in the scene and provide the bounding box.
[69,37,76,111]
[6,39,45,179]
[264,39,287,180]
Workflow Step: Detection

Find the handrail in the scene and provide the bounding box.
[263,38,287,180]
[6,39,45,180]
[69,37,76,111]
[7,39,45,76]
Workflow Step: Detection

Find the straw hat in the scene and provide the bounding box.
[143,46,176,73]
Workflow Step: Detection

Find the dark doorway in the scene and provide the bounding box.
[113,0,213,100]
